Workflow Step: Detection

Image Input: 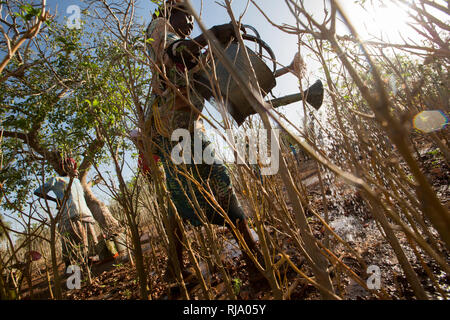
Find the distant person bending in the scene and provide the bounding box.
[34,158,98,268]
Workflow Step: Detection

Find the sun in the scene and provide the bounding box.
[341,1,414,41]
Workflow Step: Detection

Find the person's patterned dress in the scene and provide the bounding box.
[145,17,244,226]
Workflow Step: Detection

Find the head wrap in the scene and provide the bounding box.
[60,157,77,174]
[152,0,188,20]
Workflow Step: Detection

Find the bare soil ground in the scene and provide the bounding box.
[18,136,450,300]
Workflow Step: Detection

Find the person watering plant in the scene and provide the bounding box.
[34,157,99,269]
[143,0,265,283]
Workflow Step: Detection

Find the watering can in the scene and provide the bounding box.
[194,25,324,126]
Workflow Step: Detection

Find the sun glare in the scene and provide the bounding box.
[342,1,414,41]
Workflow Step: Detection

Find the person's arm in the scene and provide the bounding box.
[166,23,241,68]
[34,191,59,205]
[34,178,61,206]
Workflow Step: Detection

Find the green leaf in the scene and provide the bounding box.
[19,4,32,14]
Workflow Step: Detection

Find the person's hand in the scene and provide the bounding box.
[209,22,244,45]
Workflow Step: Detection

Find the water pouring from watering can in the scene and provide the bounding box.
[271,51,323,110]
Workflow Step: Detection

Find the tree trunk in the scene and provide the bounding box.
[129,221,149,299]
[49,221,62,299]
[80,178,122,238]
[0,259,9,300]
